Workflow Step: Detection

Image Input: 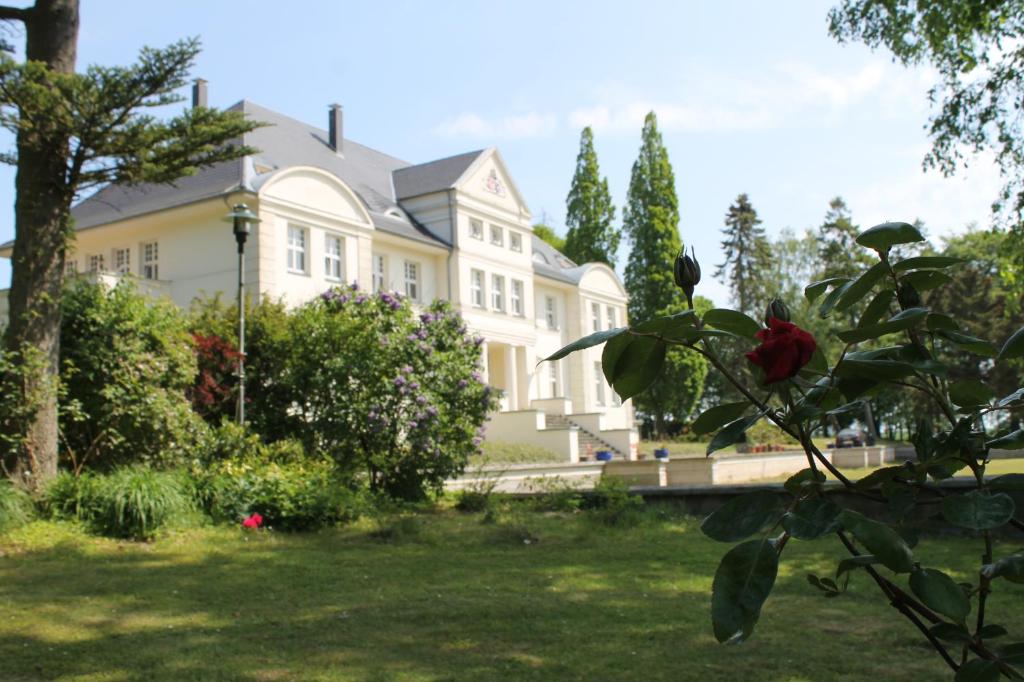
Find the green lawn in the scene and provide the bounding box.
[2,508,1022,681]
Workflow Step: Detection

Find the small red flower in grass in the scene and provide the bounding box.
[242,513,263,529]
[745,317,817,384]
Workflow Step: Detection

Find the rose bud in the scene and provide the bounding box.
[745,318,817,385]
[897,281,921,309]
[673,246,701,307]
[765,297,790,325]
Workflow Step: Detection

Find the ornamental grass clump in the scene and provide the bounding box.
[91,466,192,540]
[0,478,35,533]
[547,222,1024,680]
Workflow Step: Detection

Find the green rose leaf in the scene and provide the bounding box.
[837,307,929,344]
[857,290,895,328]
[981,553,1024,584]
[805,277,849,304]
[942,491,1016,530]
[692,401,751,436]
[856,221,925,251]
[853,465,904,491]
[900,269,953,291]
[998,326,1024,363]
[909,567,971,623]
[783,468,826,495]
[782,496,842,540]
[711,539,779,644]
[948,380,996,408]
[987,429,1024,450]
[939,330,999,357]
[707,413,763,456]
[954,659,1000,682]
[703,309,762,339]
[926,313,960,332]
[818,280,854,318]
[835,261,889,312]
[892,256,966,272]
[632,311,700,343]
[542,327,627,362]
[834,358,916,381]
[835,554,879,580]
[930,623,972,643]
[601,334,666,401]
[701,491,784,542]
[999,642,1024,666]
[990,474,1024,491]
[839,510,915,573]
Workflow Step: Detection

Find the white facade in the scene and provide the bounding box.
[0,104,636,461]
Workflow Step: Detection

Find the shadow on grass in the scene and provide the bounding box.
[0,513,1020,681]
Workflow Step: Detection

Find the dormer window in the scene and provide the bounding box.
[489,224,503,247]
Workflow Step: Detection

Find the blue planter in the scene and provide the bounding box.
[654,448,669,460]
[595,450,613,462]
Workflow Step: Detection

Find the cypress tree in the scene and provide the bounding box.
[622,112,706,438]
[623,112,682,324]
[714,193,771,316]
[563,127,618,266]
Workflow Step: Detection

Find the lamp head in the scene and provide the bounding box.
[223,203,260,248]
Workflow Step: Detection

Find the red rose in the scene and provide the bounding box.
[745,317,817,384]
[242,513,263,529]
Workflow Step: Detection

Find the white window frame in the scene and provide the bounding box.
[594,362,606,406]
[470,269,485,308]
[112,247,131,275]
[141,241,159,280]
[545,296,558,330]
[404,260,421,301]
[606,305,617,330]
[510,279,524,316]
[469,218,484,240]
[372,254,386,292]
[591,302,602,333]
[287,225,308,274]
[489,224,504,247]
[324,234,344,281]
[491,274,505,312]
[510,231,522,253]
[548,361,559,397]
[64,259,78,276]
[88,254,105,273]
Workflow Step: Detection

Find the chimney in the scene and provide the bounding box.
[192,78,208,108]
[328,103,343,153]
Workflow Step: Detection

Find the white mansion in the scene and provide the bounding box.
[0,85,638,461]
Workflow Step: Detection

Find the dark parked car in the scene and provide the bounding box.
[835,428,868,448]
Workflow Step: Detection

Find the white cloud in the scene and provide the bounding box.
[433,111,557,139]
[566,59,937,135]
[848,147,1003,236]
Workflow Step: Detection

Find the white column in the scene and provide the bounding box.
[504,344,518,410]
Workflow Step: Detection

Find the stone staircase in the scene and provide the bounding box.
[544,414,623,461]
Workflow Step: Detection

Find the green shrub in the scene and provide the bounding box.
[526,477,583,513]
[91,466,193,540]
[368,515,423,543]
[195,459,363,532]
[0,478,35,533]
[42,471,101,521]
[455,490,492,513]
[60,280,206,470]
[586,477,644,527]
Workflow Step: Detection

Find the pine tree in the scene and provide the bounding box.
[621,112,705,437]
[563,127,617,266]
[817,197,870,279]
[0,0,260,489]
[714,193,771,317]
[623,112,682,324]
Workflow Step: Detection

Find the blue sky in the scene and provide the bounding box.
[0,0,1002,306]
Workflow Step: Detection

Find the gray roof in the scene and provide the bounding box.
[392,149,485,200]
[531,235,586,284]
[69,101,449,248]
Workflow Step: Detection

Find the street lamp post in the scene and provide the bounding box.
[223,203,261,425]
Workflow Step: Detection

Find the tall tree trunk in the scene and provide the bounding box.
[2,0,79,489]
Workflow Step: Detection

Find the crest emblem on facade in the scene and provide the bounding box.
[484,168,506,197]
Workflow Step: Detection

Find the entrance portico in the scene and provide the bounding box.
[482,340,530,411]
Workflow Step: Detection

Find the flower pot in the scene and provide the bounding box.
[596,450,613,462]
[654,448,669,460]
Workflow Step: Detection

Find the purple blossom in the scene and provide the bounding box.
[415,395,427,405]
[401,365,413,375]
[472,437,483,447]
[354,294,368,305]
[458,379,468,389]
[426,406,438,417]
[471,371,482,382]
[416,329,428,340]
[350,281,360,291]
[406,334,418,342]
[408,421,418,429]
[394,376,407,387]
[409,382,420,391]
